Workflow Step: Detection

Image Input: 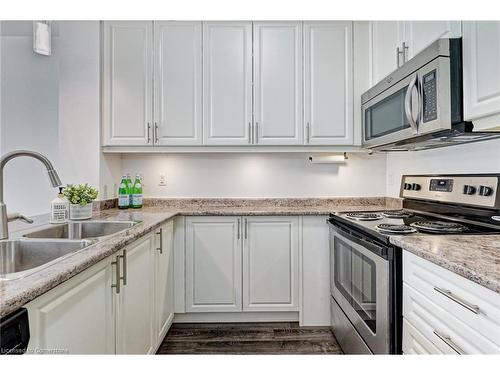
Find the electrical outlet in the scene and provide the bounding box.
[159,174,167,186]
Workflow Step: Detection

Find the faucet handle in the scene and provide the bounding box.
[7,212,34,224]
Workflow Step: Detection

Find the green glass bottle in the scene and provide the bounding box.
[131,174,143,209]
[118,175,129,209]
[126,173,133,207]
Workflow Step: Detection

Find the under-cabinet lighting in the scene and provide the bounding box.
[308,153,348,164]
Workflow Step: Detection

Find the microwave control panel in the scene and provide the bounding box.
[422,70,437,123]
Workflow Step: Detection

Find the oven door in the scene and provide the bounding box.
[329,225,390,354]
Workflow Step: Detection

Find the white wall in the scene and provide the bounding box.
[121,152,387,198]
[386,138,500,197]
[0,21,107,216]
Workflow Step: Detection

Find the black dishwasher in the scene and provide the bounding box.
[0,308,30,355]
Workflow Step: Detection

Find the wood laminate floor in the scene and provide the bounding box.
[156,322,343,355]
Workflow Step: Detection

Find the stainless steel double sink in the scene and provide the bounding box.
[0,220,139,280]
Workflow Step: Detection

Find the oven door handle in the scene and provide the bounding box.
[405,74,420,134]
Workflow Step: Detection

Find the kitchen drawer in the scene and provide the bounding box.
[403,318,443,354]
[404,283,500,354]
[403,251,500,346]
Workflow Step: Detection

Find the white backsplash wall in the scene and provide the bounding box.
[386,138,500,197]
[121,152,387,198]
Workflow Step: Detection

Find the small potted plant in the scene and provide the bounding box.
[63,184,99,220]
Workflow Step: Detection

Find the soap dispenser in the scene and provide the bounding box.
[50,187,69,224]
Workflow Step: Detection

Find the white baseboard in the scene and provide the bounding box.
[173,311,299,323]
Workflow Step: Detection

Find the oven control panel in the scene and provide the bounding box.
[400,175,500,208]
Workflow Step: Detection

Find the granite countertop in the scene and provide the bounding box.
[0,197,395,318]
[390,235,500,294]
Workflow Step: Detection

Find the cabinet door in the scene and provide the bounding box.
[102,21,153,146]
[253,22,303,145]
[304,22,353,145]
[243,216,299,311]
[404,21,461,59]
[203,22,253,145]
[154,220,175,346]
[370,21,405,85]
[185,216,242,312]
[154,21,202,145]
[26,258,115,354]
[116,234,155,354]
[463,21,500,125]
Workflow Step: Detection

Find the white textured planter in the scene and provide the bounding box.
[69,203,93,220]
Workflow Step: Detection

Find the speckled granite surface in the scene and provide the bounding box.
[0,197,394,318]
[390,235,500,294]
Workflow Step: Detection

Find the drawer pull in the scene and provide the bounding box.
[433,330,465,354]
[433,287,480,314]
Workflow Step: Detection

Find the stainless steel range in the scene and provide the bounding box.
[328,174,500,354]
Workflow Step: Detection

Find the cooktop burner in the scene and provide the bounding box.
[375,224,417,234]
[381,210,414,219]
[345,212,383,221]
[410,221,468,234]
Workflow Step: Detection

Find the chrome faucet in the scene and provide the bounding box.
[0,150,62,240]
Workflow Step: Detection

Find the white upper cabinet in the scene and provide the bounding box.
[185,216,242,312]
[369,21,461,86]
[463,21,500,128]
[154,22,202,145]
[404,21,461,59]
[253,22,303,145]
[370,21,405,84]
[304,22,353,145]
[102,21,153,146]
[203,22,253,145]
[243,216,299,311]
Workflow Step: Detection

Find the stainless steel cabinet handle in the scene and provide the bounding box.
[433,287,480,314]
[255,122,259,144]
[237,218,241,239]
[154,122,159,144]
[248,122,252,144]
[118,250,127,286]
[404,74,420,134]
[306,122,310,144]
[402,42,409,63]
[433,331,465,354]
[147,122,151,143]
[111,257,121,294]
[244,218,248,239]
[157,227,163,254]
[397,46,403,67]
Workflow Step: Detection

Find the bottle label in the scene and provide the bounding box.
[132,194,143,206]
[118,195,129,207]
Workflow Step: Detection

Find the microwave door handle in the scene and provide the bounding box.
[405,74,419,134]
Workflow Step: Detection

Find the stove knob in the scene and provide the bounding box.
[411,183,421,191]
[404,183,412,190]
[463,185,477,195]
[479,185,493,196]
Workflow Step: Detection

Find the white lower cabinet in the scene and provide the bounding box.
[25,220,174,354]
[403,251,500,354]
[115,235,155,354]
[403,318,443,354]
[185,216,300,313]
[26,257,116,354]
[243,217,299,311]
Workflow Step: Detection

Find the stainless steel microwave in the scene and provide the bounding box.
[361,38,500,151]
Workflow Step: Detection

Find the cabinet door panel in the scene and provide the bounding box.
[155,220,175,344]
[370,21,404,85]
[154,21,202,145]
[26,258,115,354]
[203,22,252,145]
[254,22,303,145]
[304,22,353,145]
[405,21,461,59]
[102,21,153,146]
[463,21,500,123]
[185,217,242,312]
[243,216,299,311]
[116,235,155,354]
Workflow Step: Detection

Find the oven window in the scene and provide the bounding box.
[365,87,410,140]
[334,237,377,333]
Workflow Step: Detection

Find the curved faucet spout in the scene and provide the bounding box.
[0,150,62,240]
